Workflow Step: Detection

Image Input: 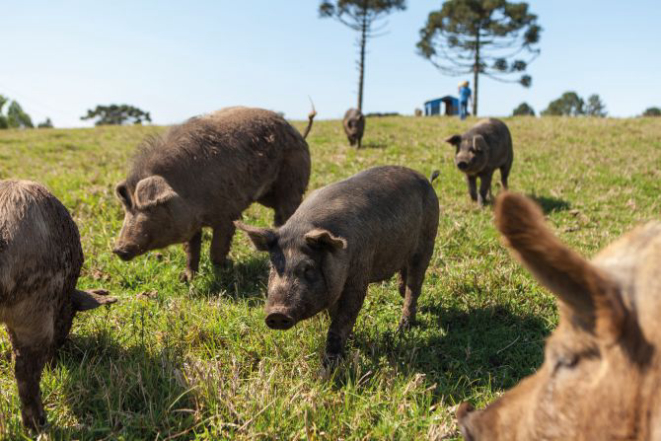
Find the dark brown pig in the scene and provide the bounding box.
[445,118,513,207]
[457,192,661,441]
[236,166,439,365]
[343,108,365,148]
[0,180,115,430]
[113,106,316,281]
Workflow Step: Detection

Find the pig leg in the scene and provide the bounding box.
[7,320,53,430]
[467,175,478,202]
[210,222,235,267]
[399,252,432,330]
[398,268,407,298]
[324,280,368,367]
[477,172,493,207]
[181,230,202,282]
[500,164,511,190]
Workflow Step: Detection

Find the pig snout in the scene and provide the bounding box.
[265,307,295,330]
[112,244,139,261]
[457,160,469,171]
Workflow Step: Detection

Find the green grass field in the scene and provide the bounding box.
[0,116,659,440]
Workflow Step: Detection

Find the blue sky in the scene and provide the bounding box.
[3,0,660,127]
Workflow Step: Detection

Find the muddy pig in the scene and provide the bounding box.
[0,180,116,430]
[445,118,513,207]
[236,166,439,365]
[458,193,661,440]
[113,106,316,281]
[343,108,365,148]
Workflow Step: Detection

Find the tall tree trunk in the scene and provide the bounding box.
[473,27,480,117]
[357,1,368,112]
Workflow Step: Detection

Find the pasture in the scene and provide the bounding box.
[0,116,659,440]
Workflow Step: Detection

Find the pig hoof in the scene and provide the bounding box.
[179,270,195,283]
[322,352,344,371]
[397,317,414,332]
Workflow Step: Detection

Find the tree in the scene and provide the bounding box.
[320,0,406,112]
[642,107,661,117]
[417,0,541,116]
[81,104,151,126]
[0,95,34,129]
[541,91,584,116]
[37,118,54,129]
[585,94,607,117]
[512,102,535,116]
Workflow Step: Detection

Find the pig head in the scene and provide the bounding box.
[458,193,661,440]
[113,175,198,260]
[235,222,349,329]
[445,134,489,175]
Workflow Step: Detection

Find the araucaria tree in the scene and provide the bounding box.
[320,0,406,112]
[417,0,541,116]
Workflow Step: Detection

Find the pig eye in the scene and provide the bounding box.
[304,268,317,282]
[554,353,579,371]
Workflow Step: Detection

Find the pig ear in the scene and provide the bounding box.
[72,289,117,312]
[305,229,347,252]
[115,181,133,209]
[134,176,178,209]
[235,221,277,252]
[473,135,487,152]
[444,134,462,146]
[495,192,625,342]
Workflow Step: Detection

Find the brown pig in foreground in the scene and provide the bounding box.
[343,108,365,148]
[445,118,513,207]
[236,166,439,365]
[0,180,115,430]
[113,106,316,281]
[457,192,661,441]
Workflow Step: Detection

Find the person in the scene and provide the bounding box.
[458,81,472,120]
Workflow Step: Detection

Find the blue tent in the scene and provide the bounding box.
[424,96,459,116]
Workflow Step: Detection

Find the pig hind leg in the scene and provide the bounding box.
[259,158,308,226]
[399,247,434,330]
[500,164,511,190]
[7,309,56,430]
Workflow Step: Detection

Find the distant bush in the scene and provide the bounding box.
[414,108,423,117]
[81,104,151,126]
[37,118,54,129]
[365,112,400,118]
[512,102,535,116]
[542,91,607,117]
[642,107,661,117]
[585,94,607,117]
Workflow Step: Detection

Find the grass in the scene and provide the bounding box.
[0,115,660,440]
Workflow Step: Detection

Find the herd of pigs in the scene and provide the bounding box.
[1,105,660,440]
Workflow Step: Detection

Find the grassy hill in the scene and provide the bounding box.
[0,116,659,440]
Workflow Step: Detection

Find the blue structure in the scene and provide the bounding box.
[424,96,459,116]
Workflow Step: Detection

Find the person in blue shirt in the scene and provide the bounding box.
[458,81,472,120]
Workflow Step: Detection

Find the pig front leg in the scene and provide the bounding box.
[210,222,235,268]
[477,172,493,207]
[466,175,478,202]
[324,280,368,368]
[181,230,202,282]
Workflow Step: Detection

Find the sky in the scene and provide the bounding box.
[3,0,661,127]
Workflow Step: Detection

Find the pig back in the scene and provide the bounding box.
[287,166,439,280]
[0,180,83,314]
[127,107,310,221]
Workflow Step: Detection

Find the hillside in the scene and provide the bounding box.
[1,116,660,440]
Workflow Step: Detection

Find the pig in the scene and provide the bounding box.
[457,192,661,440]
[0,180,116,430]
[445,118,513,207]
[343,108,365,148]
[113,106,316,281]
[235,166,439,365]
